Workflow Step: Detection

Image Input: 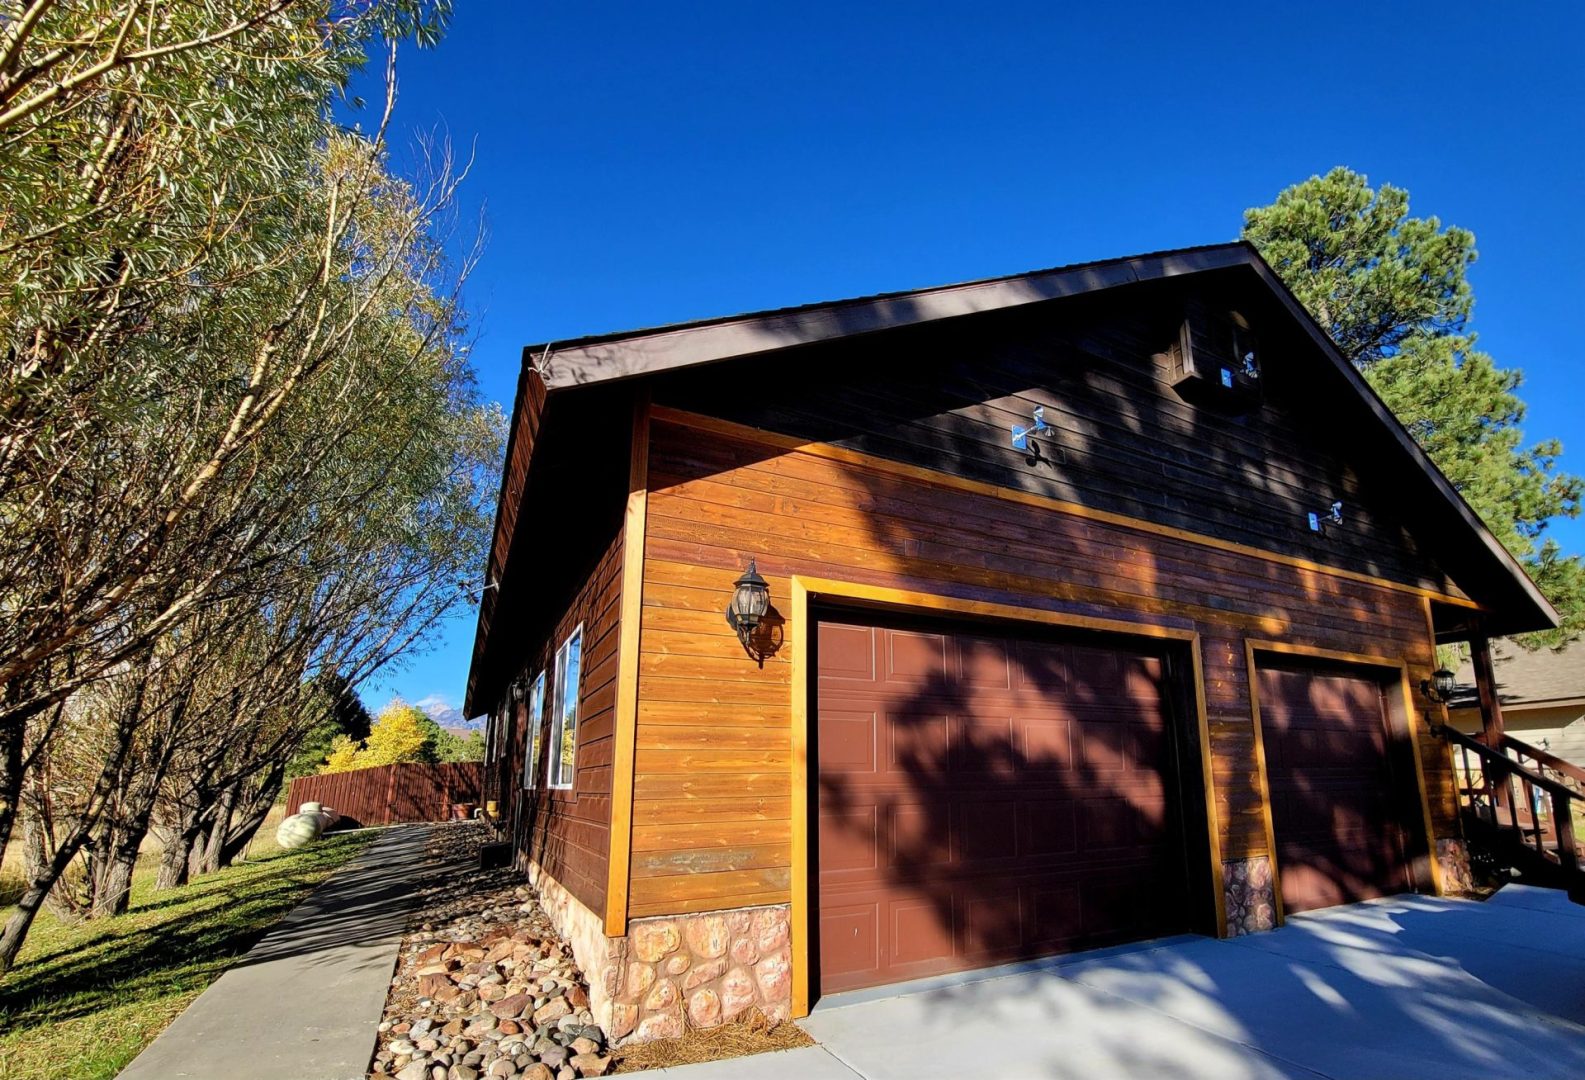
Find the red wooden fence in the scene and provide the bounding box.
[285,762,483,827]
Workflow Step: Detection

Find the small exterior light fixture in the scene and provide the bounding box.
[725,559,771,650]
[1421,668,1457,705]
[1307,501,1345,534]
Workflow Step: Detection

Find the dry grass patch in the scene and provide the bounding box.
[611,1009,815,1073]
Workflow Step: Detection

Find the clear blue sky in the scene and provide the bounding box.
[360,1,1585,717]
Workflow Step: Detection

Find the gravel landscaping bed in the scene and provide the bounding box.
[374,823,815,1078]
[371,823,610,1080]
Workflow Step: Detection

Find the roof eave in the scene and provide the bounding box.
[1237,249,1559,635]
[534,244,1254,390]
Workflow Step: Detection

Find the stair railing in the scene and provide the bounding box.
[1497,733,1585,797]
[1443,725,1580,874]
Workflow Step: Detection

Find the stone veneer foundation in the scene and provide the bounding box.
[612,906,792,1043]
[1223,855,1277,935]
[524,862,622,1033]
[525,862,792,1045]
[1436,837,1475,895]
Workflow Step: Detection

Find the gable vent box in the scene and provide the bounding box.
[1160,301,1262,411]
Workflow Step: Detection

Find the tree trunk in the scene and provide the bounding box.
[153,803,203,891]
[20,812,78,920]
[192,782,237,878]
[88,806,154,918]
[0,718,24,876]
[0,661,144,972]
[0,678,55,875]
[0,802,96,973]
[86,742,167,918]
[221,763,285,865]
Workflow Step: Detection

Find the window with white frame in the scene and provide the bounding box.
[522,670,545,789]
[548,626,583,789]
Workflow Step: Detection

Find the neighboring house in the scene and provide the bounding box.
[1449,639,1585,759]
[465,242,1555,1041]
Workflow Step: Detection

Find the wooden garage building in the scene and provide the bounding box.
[463,242,1556,1040]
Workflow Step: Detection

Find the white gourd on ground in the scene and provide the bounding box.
[275,804,338,849]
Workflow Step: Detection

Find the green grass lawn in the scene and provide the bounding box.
[0,832,374,1080]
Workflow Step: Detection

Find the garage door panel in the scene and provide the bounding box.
[1019,800,1078,856]
[817,707,877,773]
[818,617,1192,995]
[818,623,877,683]
[1012,640,1070,692]
[889,895,955,967]
[819,901,880,982]
[953,800,1020,862]
[958,636,1014,689]
[883,630,948,684]
[887,710,950,773]
[951,713,1016,774]
[819,805,879,875]
[963,894,1024,956]
[1014,716,1074,770]
[888,803,952,868]
[1027,883,1084,947]
[1259,663,1414,914]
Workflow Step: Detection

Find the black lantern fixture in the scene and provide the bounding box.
[1421,668,1457,705]
[725,559,771,650]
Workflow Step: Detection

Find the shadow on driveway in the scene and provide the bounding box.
[787,886,1585,1080]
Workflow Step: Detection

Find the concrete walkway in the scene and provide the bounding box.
[119,825,433,1080]
[646,886,1585,1079]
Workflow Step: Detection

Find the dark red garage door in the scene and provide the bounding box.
[1257,661,1415,914]
[815,616,1194,995]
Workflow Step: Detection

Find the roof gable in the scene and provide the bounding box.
[468,241,1556,713]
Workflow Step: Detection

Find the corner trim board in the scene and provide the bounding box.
[604,393,651,937]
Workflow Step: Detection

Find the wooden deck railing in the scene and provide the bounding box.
[1445,726,1582,880]
[1494,732,1585,796]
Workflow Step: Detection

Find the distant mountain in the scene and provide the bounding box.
[416,695,475,730]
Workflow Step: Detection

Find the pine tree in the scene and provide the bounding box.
[1244,168,1583,647]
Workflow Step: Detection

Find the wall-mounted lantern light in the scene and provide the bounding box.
[725,559,771,651]
[1420,668,1457,705]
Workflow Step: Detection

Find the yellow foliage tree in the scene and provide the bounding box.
[320,734,362,774]
[316,700,439,773]
[358,701,439,766]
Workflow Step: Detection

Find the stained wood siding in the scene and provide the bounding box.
[502,523,625,917]
[628,414,1457,918]
[649,283,1463,599]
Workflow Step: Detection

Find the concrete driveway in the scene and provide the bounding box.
[644,886,1585,1079]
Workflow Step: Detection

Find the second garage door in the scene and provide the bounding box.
[1257,660,1416,914]
[815,615,1196,995]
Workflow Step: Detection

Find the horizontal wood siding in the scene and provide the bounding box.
[650,281,1462,599]
[501,523,625,917]
[629,414,1456,918]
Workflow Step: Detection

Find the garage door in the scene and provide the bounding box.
[1257,661,1415,914]
[816,615,1193,995]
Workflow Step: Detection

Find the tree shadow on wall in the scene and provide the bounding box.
[634,275,1506,1076]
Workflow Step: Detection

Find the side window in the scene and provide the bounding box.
[548,625,583,790]
[522,671,545,789]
